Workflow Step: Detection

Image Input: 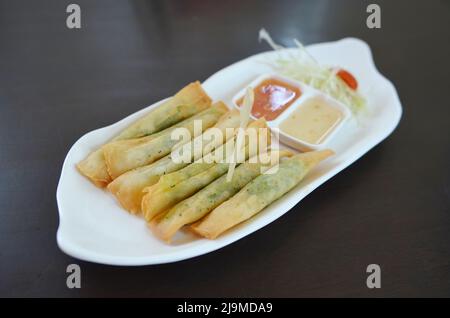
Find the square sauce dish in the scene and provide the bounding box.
[232,74,351,151]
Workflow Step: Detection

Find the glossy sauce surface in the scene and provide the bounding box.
[280,99,343,144]
[237,78,301,121]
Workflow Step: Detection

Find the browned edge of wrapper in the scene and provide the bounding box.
[76,151,112,188]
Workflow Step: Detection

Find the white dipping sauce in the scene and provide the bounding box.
[280,99,343,145]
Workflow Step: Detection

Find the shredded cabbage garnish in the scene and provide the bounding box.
[258,29,366,115]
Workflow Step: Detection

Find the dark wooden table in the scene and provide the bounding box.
[1,0,449,297]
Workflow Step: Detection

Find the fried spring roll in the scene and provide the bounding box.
[103,103,228,179]
[107,109,241,214]
[141,119,270,221]
[191,150,334,239]
[151,118,268,196]
[151,150,293,242]
[77,81,211,187]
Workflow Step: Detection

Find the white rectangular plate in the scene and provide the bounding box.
[57,38,402,265]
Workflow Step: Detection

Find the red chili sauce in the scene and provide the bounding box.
[237,78,301,121]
